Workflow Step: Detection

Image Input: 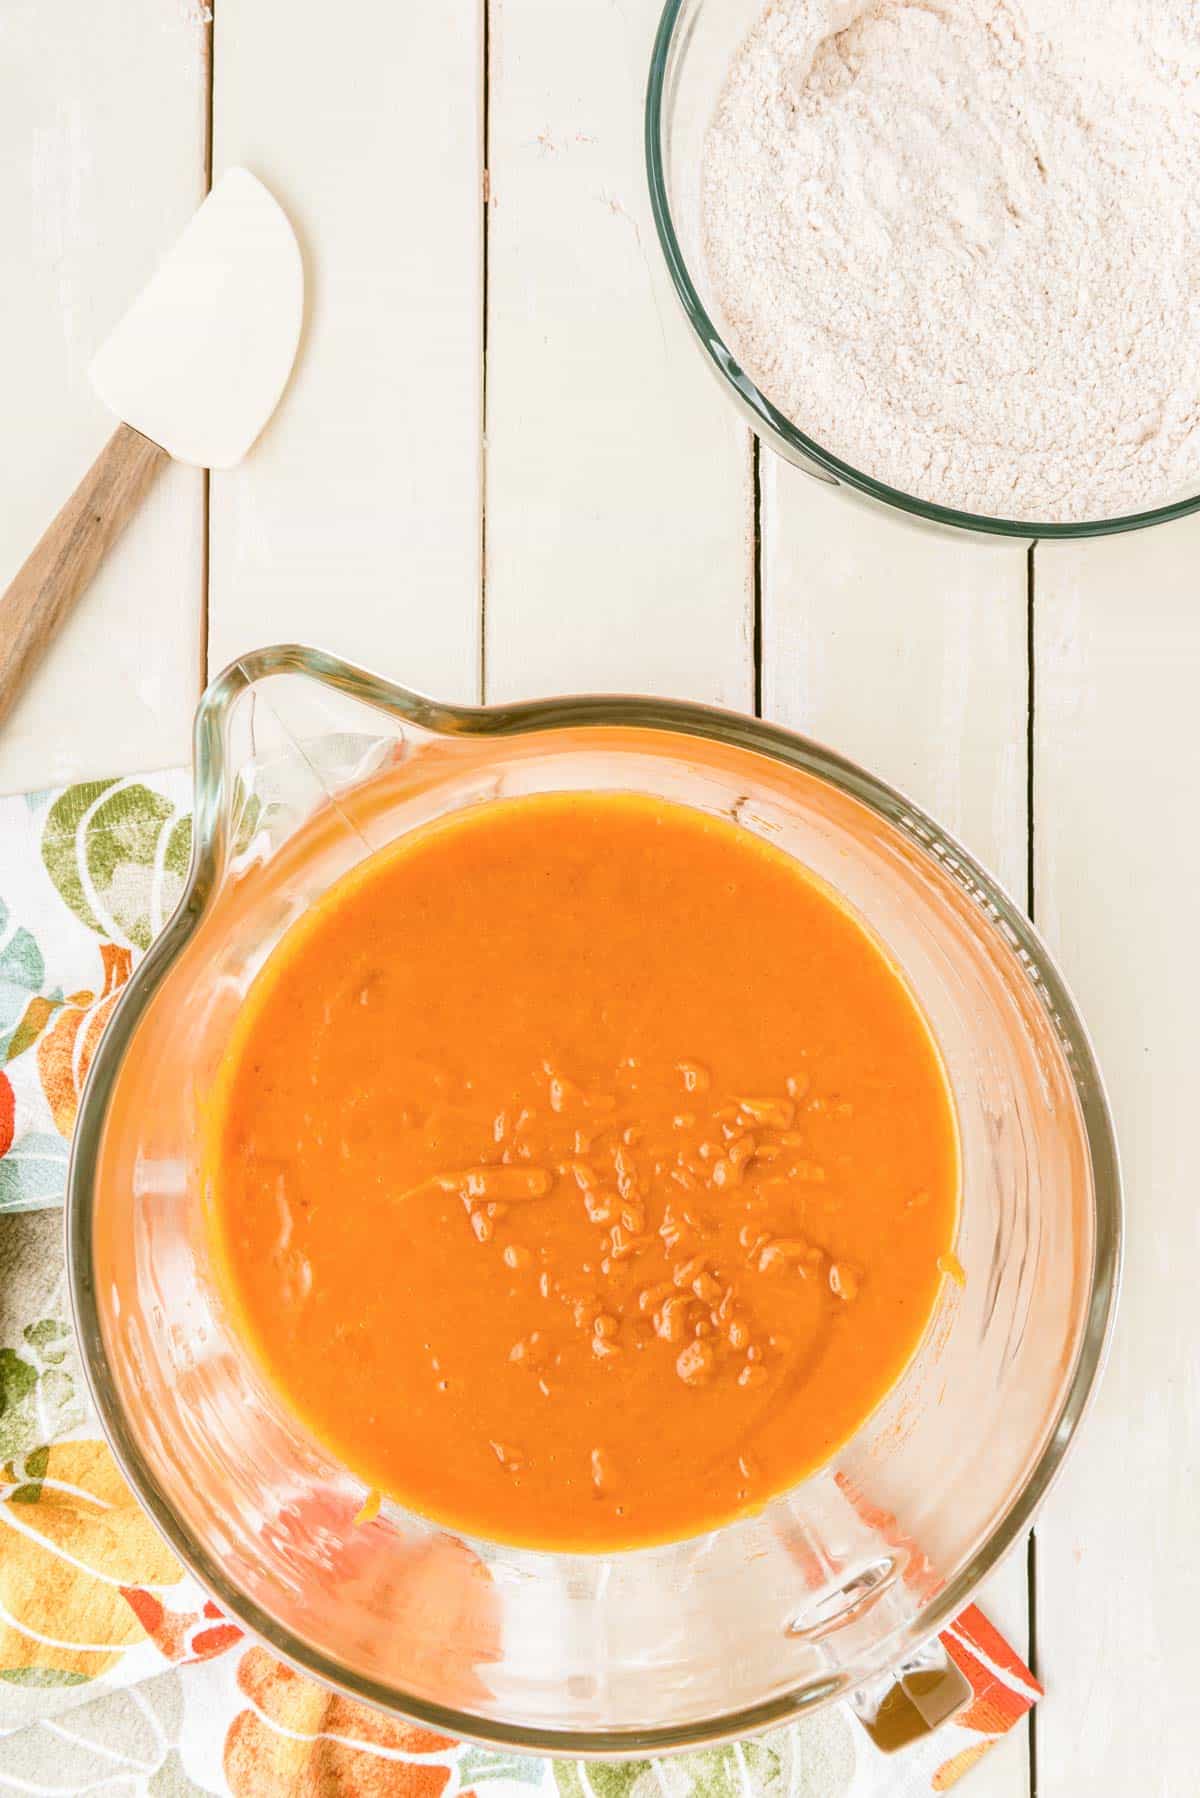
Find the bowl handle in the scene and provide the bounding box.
[848,1637,972,1754]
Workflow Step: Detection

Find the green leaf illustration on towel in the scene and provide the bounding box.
[0,1668,88,1687]
[460,1747,546,1789]
[4,998,59,1068]
[0,927,43,1001]
[0,1133,69,1214]
[0,1669,193,1791]
[555,1762,653,1798]
[0,1318,80,1459]
[668,1741,789,1798]
[9,1444,50,1503]
[0,898,50,1064]
[554,1728,855,1798]
[42,779,192,951]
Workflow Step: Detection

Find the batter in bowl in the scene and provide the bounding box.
[207,792,958,1549]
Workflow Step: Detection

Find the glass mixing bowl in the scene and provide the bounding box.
[645,0,1200,539]
[68,645,1120,1754]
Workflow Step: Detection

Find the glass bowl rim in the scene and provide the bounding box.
[644,0,1200,541]
[66,642,1122,1754]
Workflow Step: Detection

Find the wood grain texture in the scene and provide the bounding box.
[207,0,485,703]
[0,425,167,729]
[1034,521,1200,1797]
[761,462,1033,1798]
[761,473,1030,898]
[6,6,1167,1788]
[484,0,752,707]
[0,0,207,794]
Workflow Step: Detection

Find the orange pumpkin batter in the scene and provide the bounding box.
[207,792,958,1550]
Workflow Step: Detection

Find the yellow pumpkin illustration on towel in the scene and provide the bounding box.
[0,1439,179,1684]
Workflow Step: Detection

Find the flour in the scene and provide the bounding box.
[701,0,1200,521]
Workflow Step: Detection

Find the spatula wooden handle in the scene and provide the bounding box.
[0,422,168,729]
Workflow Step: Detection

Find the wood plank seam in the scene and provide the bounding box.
[759,462,1033,1796]
[480,0,492,704]
[1026,541,1037,922]
[200,2,215,697]
[752,436,763,717]
[1025,538,1038,1798]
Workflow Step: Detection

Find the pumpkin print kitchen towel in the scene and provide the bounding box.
[0,771,1040,1793]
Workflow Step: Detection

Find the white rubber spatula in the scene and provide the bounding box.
[0,167,303,728]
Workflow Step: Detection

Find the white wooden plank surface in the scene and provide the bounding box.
[0,0,207,796]
[14,3,1188,1790]
[484,0,752,708]
[761,476,1030,897]
[207,0,484,703]
[1035,522,1200,1797]
[761,464,1033,1797]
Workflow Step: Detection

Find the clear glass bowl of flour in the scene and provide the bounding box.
[646,0,1200,538]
